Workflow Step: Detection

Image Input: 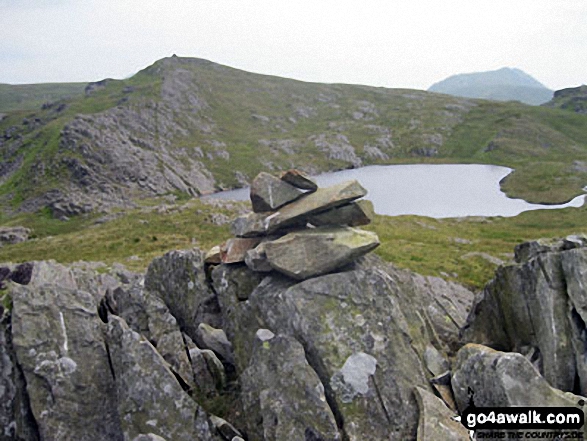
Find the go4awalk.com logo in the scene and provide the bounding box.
[453,388,586,440]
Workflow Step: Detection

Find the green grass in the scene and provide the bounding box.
[0,195,584,291]
[0,82,87,113]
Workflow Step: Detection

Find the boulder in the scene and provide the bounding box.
[462,239,587,394]
[106,315,217,441]
[308,200,375,227]
[231,180,367,237]
[10,284,123,441]
[250,172,304,212]
[240,330,340,441]
[452,344,586,414]
[414,387,469,441]
[263,226,379,280]
[196,323,235,367]
[279,169,318,191]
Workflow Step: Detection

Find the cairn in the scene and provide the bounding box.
[206,170,380,280]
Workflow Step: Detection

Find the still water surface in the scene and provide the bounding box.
[204,164,586,218]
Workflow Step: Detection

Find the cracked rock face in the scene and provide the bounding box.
[240,331,340,441]
[11,284,123,441]
[462,238,587,395]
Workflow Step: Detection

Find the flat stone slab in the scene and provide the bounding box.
[250,172,304,212]
[263,226,380,280]
[279,169,318,191]
[309,199,374,227]
[232,180,367,237]
[220,238,262,264]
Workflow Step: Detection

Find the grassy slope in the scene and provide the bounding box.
[0,83,87,113]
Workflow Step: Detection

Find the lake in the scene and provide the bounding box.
[203,164,586,218]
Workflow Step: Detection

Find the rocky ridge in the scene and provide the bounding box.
[1,186,587,440]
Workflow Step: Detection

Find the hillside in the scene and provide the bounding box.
[543,85,587,114]
[1,56,586,219]
[0,82,86,113]
[428,67,553,105]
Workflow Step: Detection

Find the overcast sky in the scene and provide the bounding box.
[0,0,585,91]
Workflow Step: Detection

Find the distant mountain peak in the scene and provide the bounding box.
[428,68,552,105]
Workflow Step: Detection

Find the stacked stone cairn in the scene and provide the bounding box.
[205,170,380,280]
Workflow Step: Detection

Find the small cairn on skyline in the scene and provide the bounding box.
[206,170,380,280]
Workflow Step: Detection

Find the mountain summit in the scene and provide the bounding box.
[428,67,553,105]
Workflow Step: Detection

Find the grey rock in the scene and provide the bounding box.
[423,345,450,377]
[263,226,379,280]
[211,264,267,373]
[196,323,235,367]
[414,387,468,441]
[11,284,123,441]
[209,415,243,440]
[250,172,304,212]
[0,305,39,441]
[187,343,226,398]
[240,332,340,441]
[220,238,261,264]
[107,315,216,441]
[247,258,430,441]
[462,240,582,393]
[279,169,318,191]
[231,180,367,237]
[0,226,30,246]
[132,435,167,441]
[452,344,586,415]
[308,200,374,227]
[145,249,222,340]
[244,243,273,273]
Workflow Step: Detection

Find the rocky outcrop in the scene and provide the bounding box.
[0,227,30,247]
[240,330,340,441]
[462,234,587,394]
[4,231,587,440]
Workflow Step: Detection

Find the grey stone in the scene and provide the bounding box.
[462,248,576,392]
[452,344,586,415]
[211,264,270,373]
[423,345,450,377]
[209,415,243,440]
[308,200,374,227]
[240,332,340,441]
[279,169,318,191]
[107,315,216,440]
[263,226,379,280]
[250,172,304,212]
[145,248,222,340]
[0,226,30,246]
[220,238,261,264]
[231,180,367,237]
[247,258,431,441]
[11,284,123,441]
[196,323,235,367]
[244,244,273,273]
[414,387,469,441]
